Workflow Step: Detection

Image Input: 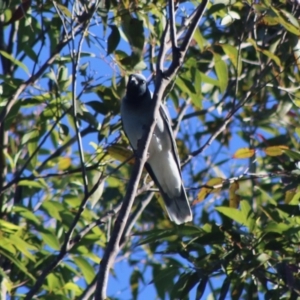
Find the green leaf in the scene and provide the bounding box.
[214,53,228,93]
[130,269,141,300]
[0,219,21,232]
[42,201,64,221]
[271,7,300,35]
[261,49,281,67]
[137,229,176,246]
[171,272,199,299]
[196,277,208,300]
[63,282,82,295]
[18,180,45,189]
[107,25,120,55]
[122,16,144,52]
[46,273,62,292]
[193,27,207,50]
[219,277,230,300]
[9,234,37,261]
[40,228,60,250]
[0,50,29,73]
[73,256,95,284]
[264,222,292,233]
[215,207,246,225]
[13,206,40,225]
[284,149,300,160]
[240,200,256,232]
[220,43,242,76]
[21,127,40,168]
[55,3,72,17]
[231,280,244,300]
[200,72,220,87]
[0,237,16,254]
[0,248,35,281]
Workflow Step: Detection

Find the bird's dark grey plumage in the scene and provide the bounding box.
[121,73,193,225]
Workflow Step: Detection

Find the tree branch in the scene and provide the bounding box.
[169,0,178,51]
[24,172,104,300]
[94,1,208,298]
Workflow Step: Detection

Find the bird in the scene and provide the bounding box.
[121,73,193,225]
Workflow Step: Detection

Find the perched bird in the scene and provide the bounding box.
[121,73,193,225]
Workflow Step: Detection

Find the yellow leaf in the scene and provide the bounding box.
[107,145,135,164]
[285,189,296,204]
[294,100,300,108]
[57,157,71,170]
[206,178,224,192]
[264,145,288,157]
[195,187,209,204]
[295,127,300,138]
[229,181,240,208]
[233,148,255,159]
[194,178,224,204]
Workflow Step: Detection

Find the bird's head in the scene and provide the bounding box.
[126,73,148,99]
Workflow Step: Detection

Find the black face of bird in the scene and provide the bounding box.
[126,74,148,99]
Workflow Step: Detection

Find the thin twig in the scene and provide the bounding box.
[0,22,83,127]
[94,0,208,298]
[173,98,191,136]
[169,0,177,51]
[24,171,104,300]
[71,20,90,196]
[120,192,155,246]
[156,20,169,72]
[69,202,122,247]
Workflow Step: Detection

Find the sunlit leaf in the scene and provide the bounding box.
[285,190,296,204]
[264,145,288,157]
[73,256,95,284]
[0,248,35,280]
[18,180,45,189]
[0,220,21,232]
[215,207,245,225]
[63,282,82,295]
[9,234,37,261]
[107,144,135,164]
[214,53,228,93]
[46,273,61,292]
[55,3,72,17]
[40,229,60,250]
[57,157,71,170]
[233,148,255,159]
[220,43,242,76]
[195,178,224,204]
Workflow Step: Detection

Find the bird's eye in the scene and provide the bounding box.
[141,80,145,84]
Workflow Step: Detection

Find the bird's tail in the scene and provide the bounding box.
[161,186,193,225]
[145,163,193,224]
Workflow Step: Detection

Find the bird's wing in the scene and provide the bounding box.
[159,103,182,174]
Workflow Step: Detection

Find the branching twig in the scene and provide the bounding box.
[0,23,83,127]
[69,202,122,247]
[24,172,104,300]
[182,91,252,166]
[120,192,155,246]
[94,0,208,298]
[78,192,154,300]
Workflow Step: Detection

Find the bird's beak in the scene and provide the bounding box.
[129,76,138,85]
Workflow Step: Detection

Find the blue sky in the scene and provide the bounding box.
[0,2,259,299]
